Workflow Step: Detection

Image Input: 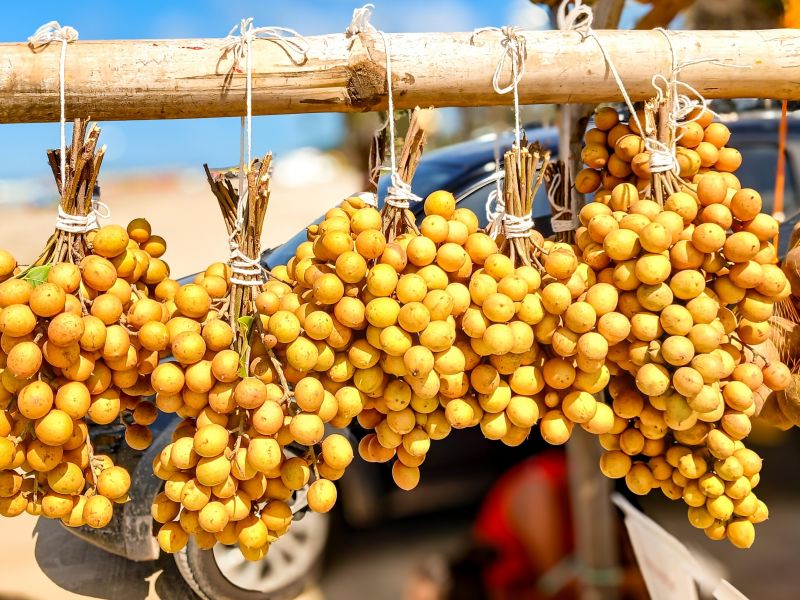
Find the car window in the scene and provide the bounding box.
[737,143,797,216]
[262,219,319,269]
[377,160,466,204]
[455,175,551,229]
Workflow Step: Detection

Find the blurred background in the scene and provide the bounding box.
[1,1,799,599]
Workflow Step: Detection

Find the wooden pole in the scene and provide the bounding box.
[567,427,621,600]
[2,29,800,123]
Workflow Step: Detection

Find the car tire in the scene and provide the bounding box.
[174,510,329,600]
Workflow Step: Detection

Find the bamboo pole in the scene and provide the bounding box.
[2,28,800,123]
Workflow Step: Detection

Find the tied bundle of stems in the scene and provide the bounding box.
[204,154,272,352]
[30,119,105,269]
[495,141,550,268]
[380,108,432,242]
[544,159,575,244]
[643,96,684,207]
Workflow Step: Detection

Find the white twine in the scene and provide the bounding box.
[386,173,422,209]
[223,19,308,286]
[546,170,572,232]
[472,26,526,169]
[53,200,110,234]
[28,21,78,197]
[224,19,309,202]
[229,244,266,286]
[557,1,680,175]
[486,189,502,226]
[345,3,375,38]
[503,213,535,238]
[346,4,420,209]
[476,28,529,238]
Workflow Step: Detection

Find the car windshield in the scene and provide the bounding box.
[262,160,465,269]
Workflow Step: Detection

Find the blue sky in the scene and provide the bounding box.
[0,1,646,181]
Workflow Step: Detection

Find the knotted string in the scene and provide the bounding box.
[346,4,421,210]
[546,169,570,233]
[557,1,678,175]
[223,19,308,201]
[474,27,530,238]
[472,26,526,171]
[28,21,78,198]
[223,19,308,285]
[503,213,535,238]
[346,5,381,209]
[53,201,111,233]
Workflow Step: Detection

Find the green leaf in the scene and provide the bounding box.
[21,265,52,287]
[236,316,255,378]
[237,353,249,379]
[237,315,255,336]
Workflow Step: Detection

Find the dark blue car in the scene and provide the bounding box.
[67,114,800,600]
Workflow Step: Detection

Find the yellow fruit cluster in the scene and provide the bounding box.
[576,106,743,197]
[0,219,172,528]
[275,172,613,494]
[150,261,355,560]
[271,194,474,490]
[573,105,791,548]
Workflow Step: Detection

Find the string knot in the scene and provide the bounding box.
[472,26,527,96]
[28,21,78,198]
[228,240,266,286]
[645,139,679,174]
[547,170,577,233]
[486,188,505,230]
[473,26,527,169]
[28,21,78,48]
[55,200,110,234]
[385,174,421,209]
[222,19,307,249]
[346,4,376,37]
[557,1,593,38]
[503,213,534,239]
[223,19,309,69]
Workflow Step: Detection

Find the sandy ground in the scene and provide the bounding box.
[0,169,360,600]
[1,167,363,279]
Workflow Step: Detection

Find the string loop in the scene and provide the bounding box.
[345,3,375,38]
[546,170,573,232]
[223,19,309,196]
[229,242,267,286]
[557,1,681,175]
[347,5,422,206]
[54,200,109,234]
[472,26,526,166]
[486,188,505,230]
[503,213,534,239]
[28,21,78,197]
[223,20,308,285]
[386,173,422,209]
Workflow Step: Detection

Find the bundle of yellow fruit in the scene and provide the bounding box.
[151,155,355,561]
[267,111,460,490]
[0,121,173,529]
[571,101,791,547]
[466,141,616,448]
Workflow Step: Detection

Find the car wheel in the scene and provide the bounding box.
[174,510,329,600]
